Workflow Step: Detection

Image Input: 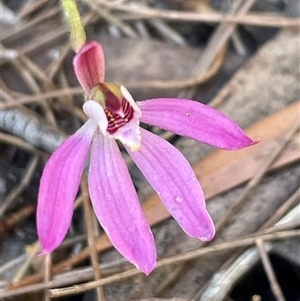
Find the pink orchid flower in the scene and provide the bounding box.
[37,41,255,275]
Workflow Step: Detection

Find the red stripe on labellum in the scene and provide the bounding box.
[105,97,134,134]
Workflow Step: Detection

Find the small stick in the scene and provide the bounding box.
[259,188,300,230]
[0,47,18,62]
[18,0,50,19]
[46,43,71,80]
[0,2,19,25]
[81,0,138,38]
[133,20,150,38]
[0,132,40,154]
[153,263,186,296]
[81,175,106,301]
[119,12,300,28]
[0,254,28,280]
[12,242,41,282]
[9,56,56,126]
[256,239,286,301]
[0,155,39,216]
[179,0,255,100]
[95,1,300,28]
[3,230,299,298]
[0,77,14,98]
[214,120,300,234]
[147,19,187,45]
[0,204,36,237]
[48,230,300,298]
[0,87,82,109]
[44,254,51,301]
[18,9,102,56]
[196,188,300,299]
[253,220,300,236]
[1,6,60,41]
[126,46,226,90]
[56,68,76,107]
[209,86,233,108]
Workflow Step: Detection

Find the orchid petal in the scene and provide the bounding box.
[73,41,105,92]
[88,133,156,274]
[120,85,141,115]
[37,119,97,253]
[83,100,108,134]
[138,98,255,150]
[126,128,215,241]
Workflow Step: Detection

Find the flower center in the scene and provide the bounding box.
[88,82,136,134]
[105,97,134,134]
[84,83,141,151]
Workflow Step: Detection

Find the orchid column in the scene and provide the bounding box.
[37,0,256,275]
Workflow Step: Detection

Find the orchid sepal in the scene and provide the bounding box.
[138,98,256,150]
[73,41,105,93]
[37,119,97,253]
[89,133,156,274]
[126,128,215,241]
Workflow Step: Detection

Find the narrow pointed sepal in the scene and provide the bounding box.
[73,41,105,92]
[138,98,256,150]
[127,129,215,241]
[37,119,97,253]
[89,133,156,274]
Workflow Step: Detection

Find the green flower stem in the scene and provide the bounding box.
[61,0,86,52]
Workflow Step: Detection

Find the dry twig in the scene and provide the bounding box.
[81,175,106,301]
[0,203,36,237]
[95,1,300,28]
[214,120,300,234]
[256,239,286,301]
[48,230,300,298]
[2,230,298,298]
[0,155,39,216]
[44,254,51,301]
[12,242,41,283]
[197,199,300,300]
[81,0,138,38]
